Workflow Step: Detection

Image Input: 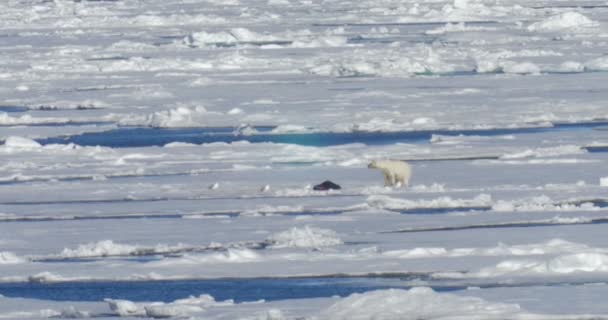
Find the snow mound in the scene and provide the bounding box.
[292,35,347,48]
[105,299,145,317]
[426,22,496,35]
[112,106,231,128]
[308,48,453,78]
[492,196,596,212]
[0,113,69,126]
[555,61,585,73]
[173,294,233,306]
[266,226,343,249]
[585,56,608,71]
[60,240,139,258]
[474,253,608,277]
[383,239,589,259]
[367,194,492,211]
[500,61,540,74]
[321,287,521,320]
[501,145,584,159]
[528,12,598,32]
[270,124,313,134]
[0,251,26,264]
[3,136,41,149]
[28,272,73,283]
[144,106,210,128]
[185,28,281,47]
[258,309,287,320]
[176,248,260,263]
[59,240,190,258]
[549,253,608,273]
[105,294,230,318]
[60,306,90,319]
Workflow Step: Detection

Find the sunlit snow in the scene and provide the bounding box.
[1,0,608,319]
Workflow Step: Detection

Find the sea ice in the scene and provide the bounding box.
[527,12,598,32]
[321,287,521,320]
[266,226,343,249]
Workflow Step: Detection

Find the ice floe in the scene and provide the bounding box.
[366,194,492,211]
[105,294,232,318]
[266,226,343,249]
[321,287,521,320]
[492,196,599,212]
[527,12,598,32]
[0,252,26,265]
[501,145,585,159]
[2,137,41,149]
[469,252,608,277]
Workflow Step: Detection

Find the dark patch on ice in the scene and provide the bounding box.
[398,206,491,215]
[72,86,131,93]
[186,40,293,48]
[0,197,180,206]
[531,5,608,9]
[327,87,366,92]
[405,155,500,162]
[30,241,367,264]
[38,256,163,264]
[385,217,608,233]
[0,170,199,186]
[313,180,342,191]
[347,36,400,45]
[567,199,608,208]
[29,104,102,111]
[0,212,248,224]
[35,120,608,147]
[0,105,28,112]
[34,241,270,263]
[0,121,112,128]
[0,213,190,223]
[418,70,480,77]
[85,56,130,61]
[417,70,606,77]
[0,209,346,224]
[0,195,348,209]
[312,21,499,27]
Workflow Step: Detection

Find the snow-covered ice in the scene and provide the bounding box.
[1,0,608,319]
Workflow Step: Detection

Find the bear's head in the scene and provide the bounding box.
[368,160,378,169]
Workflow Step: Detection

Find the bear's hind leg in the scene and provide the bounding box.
[395,175,406,186]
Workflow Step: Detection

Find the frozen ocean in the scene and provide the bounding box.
[1,0,608,318]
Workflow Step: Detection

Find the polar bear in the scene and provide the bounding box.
[368,160,412,187]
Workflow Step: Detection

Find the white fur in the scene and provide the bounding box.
[368,160,412,187]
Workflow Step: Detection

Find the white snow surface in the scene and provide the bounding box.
[321,287,521,320]
[266,226,343,249]
[0,252,26,265]
[527,12,598,32]
[1,0,608,319]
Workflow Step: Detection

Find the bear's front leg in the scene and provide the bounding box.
[383,173,391,186]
